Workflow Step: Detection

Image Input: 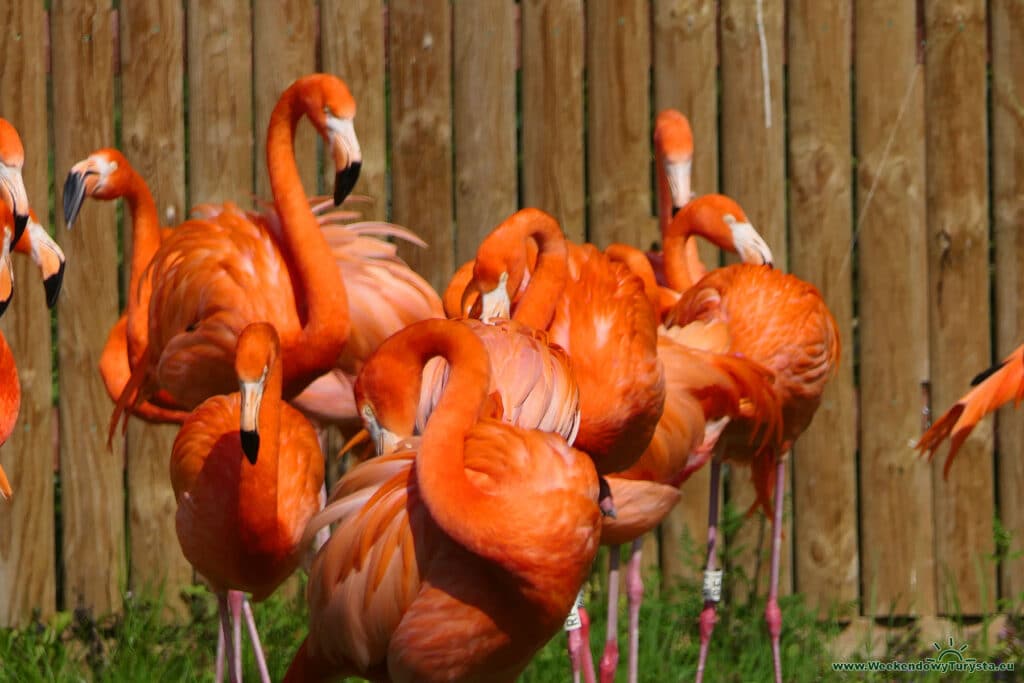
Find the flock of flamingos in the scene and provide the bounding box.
[0,72,1018,683]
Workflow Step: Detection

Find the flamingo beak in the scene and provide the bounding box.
[664,159,693,217]
[478,272,510,323]
[0,232,13,318]
[27,221,66,308]
[62,168,90,230]
[0,165,30,245]
[326,114,362,205]
[727,218,774,268]
[239,378,266,465]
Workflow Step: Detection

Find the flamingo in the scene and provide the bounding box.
[284,318,602,682]
[171,322,324,683]
[652,109,706,283]
[90,74,359,435]
[445,208,666,479]
[918,343,1024,477]
[591,234,779,683]
[0,202,21,499]
[664,258,840,683]
[0,118,67,314]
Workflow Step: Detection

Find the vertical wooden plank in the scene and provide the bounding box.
[119,0,192,617]
[187,0,253,207]
[453,0,517,264]
[787,0,858,614]
[585,0,652,249]
[718,0,791,598]
[521,0,585,243]
[322,0,387,221]
[0,0,57,627]
[652,0,719,586]
[388,0,453,292]
[924,0,992,616]
[654,0,719,263]
[992,0,1024,601]
[51,0,124,614]
[253,0,317,204]
[856,0,933,616]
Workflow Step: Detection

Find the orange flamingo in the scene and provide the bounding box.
[445,208,666,480]
[665,259,840,683]
[171,322,324,683]
[0,202,20,498]
[0,118,30,244]
[918,344,1024,476]
[653,109,706,282]
[99,74,359,434]
[284,318,602,682]
[592,239,781,683]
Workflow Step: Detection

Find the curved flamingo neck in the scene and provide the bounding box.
[663,199,732,293]
[266,89,349,394]
[125,170,161,363]
[655,147,674,235]
[508,212,567,330]
[384,322,515,561]
[238,349,283,540]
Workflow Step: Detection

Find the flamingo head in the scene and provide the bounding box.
[298,74,362,206]
[63,148,132,229]
[0,119,29,245]
[654,109,695,216]
[471,228,533,322]
[354,359,416,457]
[677,194,774,268]
[235,322,280,465]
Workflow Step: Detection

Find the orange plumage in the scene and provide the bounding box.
[288,319,601,683]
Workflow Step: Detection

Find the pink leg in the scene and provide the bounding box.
[695,460,723,683]
[217,591,239,683]
[215,604,226,683]
[765,458,786,683]
[599,547,621,683]
[625,537,644,683]
[242,596,271,683]
[579,606,597,683]
[567,626,583,683]
[229,590,244,681]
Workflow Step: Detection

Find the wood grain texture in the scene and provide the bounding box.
[0,0,57,627]
[992,0,1024,601]
[786,0,858,614]
[119,0,192,617]
[321,0,387,220]
[388,0,454,292]
[718,0,791,599]
[652,0,719,586]
[51,0,124,614]
[585,0,653,249]
[453,0,517,265]
[186,0,253,207]
[855,0,934,616]
[521,0,585,243]
[924,0,993,616]
[253,0,317,204]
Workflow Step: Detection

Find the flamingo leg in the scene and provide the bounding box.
[579,605,597,683]
[241,596,272,683]
[598,547,621,683]
[229,590,244,681]
[217,591,239,683]
[625,537,644,683]
[695,459,723,683]
[766,457,786,683]
[215,606,226,683]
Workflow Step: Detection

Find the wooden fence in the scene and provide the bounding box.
[0,0,1014,628]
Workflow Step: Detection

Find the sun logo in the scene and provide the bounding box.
[925,637,976,665]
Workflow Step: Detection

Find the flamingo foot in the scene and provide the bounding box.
[625,539,643,683]
[242,596,272,683]
[695,603,718,683]
[766,599,782,683]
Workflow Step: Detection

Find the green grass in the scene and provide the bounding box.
[3,572,1024,682]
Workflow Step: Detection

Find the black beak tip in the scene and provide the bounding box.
[12,213,28,245]
[62,173,84,229]
[44,262,66,309]
[671,205,682,219]
[0,294,10,319]
[333,161,361,206]
[240,430,260,465]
